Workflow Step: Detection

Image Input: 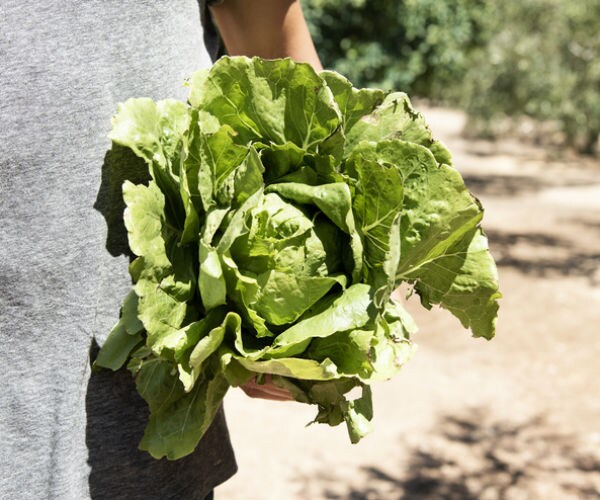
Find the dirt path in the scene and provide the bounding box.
[217,108,600,500]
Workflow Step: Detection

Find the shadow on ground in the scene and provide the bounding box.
[486,229,600,284]
[461,173,594,198]
[563,217,600,234]
[311,410,600,500]
[463,173,550,197]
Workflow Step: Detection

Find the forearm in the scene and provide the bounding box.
[209,0,323,70]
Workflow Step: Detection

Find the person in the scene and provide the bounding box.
[0,1,321,499]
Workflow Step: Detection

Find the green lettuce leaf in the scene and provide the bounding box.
[345,152,404,305]
[266,283,374,358]
[138,358,229,460]
[150,307,227,363]
[234,356,341,380]
[351,140,499,338]
[193,123,249,211]
[189,57,341,150]
[368,301,416,381]
[93,290,144,370]
[410,227,501,339]
[307,329,374,380]
[178,108,204,245]
[220,253,274,341]
[345,92,452,166]
[353,140,482,275]
[304,379,374,442]
[259,141,308,182]
[344,384,374,444]
[198,241,227,311]
[177,312,236,392]
[266,182,364,281]
[121,290,145,334]
[230,192,340,325]
[93,320,142,371]
[122,181,194,351]
[136,358,186,413]
[320,70,386,130]
[109,98,189,226]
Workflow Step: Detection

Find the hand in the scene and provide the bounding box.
[240,374,294,401]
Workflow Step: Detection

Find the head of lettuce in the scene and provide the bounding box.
[93,56,500,460]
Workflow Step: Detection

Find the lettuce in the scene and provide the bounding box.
[95,56,500,459]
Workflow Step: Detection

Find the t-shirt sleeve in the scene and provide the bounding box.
[198,0,227,61]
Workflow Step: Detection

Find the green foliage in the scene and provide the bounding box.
[95,56,500,459]
[461,0,600,154]
[304,0,600,154]
[303,0,490,97]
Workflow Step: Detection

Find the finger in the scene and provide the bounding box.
[241,386,292,401]
[240,382,294,401]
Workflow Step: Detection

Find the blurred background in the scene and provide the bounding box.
[304,0,600,156]
[218,1,600,498]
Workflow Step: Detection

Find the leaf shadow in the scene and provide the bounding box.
[487,229,600,283]
[93,144,149,258]
[461,173,592,198]
[85,340,237,500]
[309,409,600,500]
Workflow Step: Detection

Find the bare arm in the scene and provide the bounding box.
[209,0,323,70]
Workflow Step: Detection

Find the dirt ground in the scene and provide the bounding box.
[216,108,600,500]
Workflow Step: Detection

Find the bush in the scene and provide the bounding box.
[304,0,490,98]
[304,0,600,154]
[461,0,600,154]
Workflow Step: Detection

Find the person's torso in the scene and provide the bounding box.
[0,2,236,498]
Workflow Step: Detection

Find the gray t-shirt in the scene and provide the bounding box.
[0,1,236,498]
